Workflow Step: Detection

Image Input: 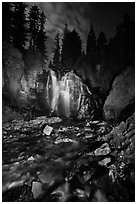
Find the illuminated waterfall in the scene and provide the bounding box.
[50,70,59,112]
[12,66,91,117]
[59,77,71,117]
[44,70,90,117]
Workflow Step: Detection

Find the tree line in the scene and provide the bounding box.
[2,3,134,77]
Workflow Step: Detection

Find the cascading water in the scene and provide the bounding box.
[46,70,91,118]
[46,70,59,113]
[19,69,91,118]
[59,77,71,117]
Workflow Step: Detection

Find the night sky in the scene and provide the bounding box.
[28,2,135,59]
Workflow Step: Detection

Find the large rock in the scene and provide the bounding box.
[103,66,134,121]
[2,42,24,102]
[2,44,47,109]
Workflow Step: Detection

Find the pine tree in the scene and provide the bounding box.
[71,28,82,63]
[2,2,13,42]
[61,23,70,72]
[61,24,82,72]
[28,6,48,66]
[86,23,96,55]
[36,11,48,63]
[29,5,41,50]
[97,31,107,50]
[52,32,61,76]
[11,2,28,53]
[96,31,107,65]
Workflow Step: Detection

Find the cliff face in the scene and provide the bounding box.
[2,42,25,104]
[103,66,135,121]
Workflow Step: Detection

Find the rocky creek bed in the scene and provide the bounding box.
[2,114,135,202]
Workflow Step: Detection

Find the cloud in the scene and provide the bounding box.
[28,2,134,62]
[38,4,89,37]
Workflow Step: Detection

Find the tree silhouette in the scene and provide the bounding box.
[11,3,28,53]
[61,24,82,72]
[29,5,41,50]
[108,12,134,69]
[28,6,48,65]
[2,2,13,42]
[52,32,62,76]
[86,23,96,55]
[97,31,107,50]
[71,29,82,63]
[96,31,107,64]
[36,11,48,63]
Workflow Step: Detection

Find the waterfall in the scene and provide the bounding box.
[45,70,90,118]
[59,77,71,118]
[50,71,59,113]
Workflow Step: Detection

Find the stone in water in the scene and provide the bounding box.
[98,157,111,166]
[32,181,43,199]
[28,156,35,161]
[43,125,53,135]
[94,143,111,156]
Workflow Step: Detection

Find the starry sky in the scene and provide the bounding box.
[28,2,135,59]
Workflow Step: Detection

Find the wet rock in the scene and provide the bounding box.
[94,143,111,156]
[105,113,135,155]
[90,120,100,124]
[51,182,70,202]
[85,133,94,139]
[43,125,53,136]
[97,126,106,134]
[28,156,35,161]
[84,123,92,132]
[54,138,77,145]
[8,180,24,189]
[98,157,111,166]
[32,181,43,199]
[38,173,49,184]
[77,98,91,119]
[104,66,134,121]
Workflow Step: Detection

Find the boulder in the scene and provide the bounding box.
[103,66,134,121]
[31,181,43,199]
[43,125,53,136]
[94,143,111,156]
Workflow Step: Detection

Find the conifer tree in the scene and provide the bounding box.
[11,2,28,53]
[2,2,13,42]
[61,24,82,72]
[86,23,96,55]
[28,6,48,65]
[97,31,107,50]
[52,32,61,76]
[29,5,41,50]
[36,11,48,63]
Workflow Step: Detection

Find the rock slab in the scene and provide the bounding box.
[103,66,134,121]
